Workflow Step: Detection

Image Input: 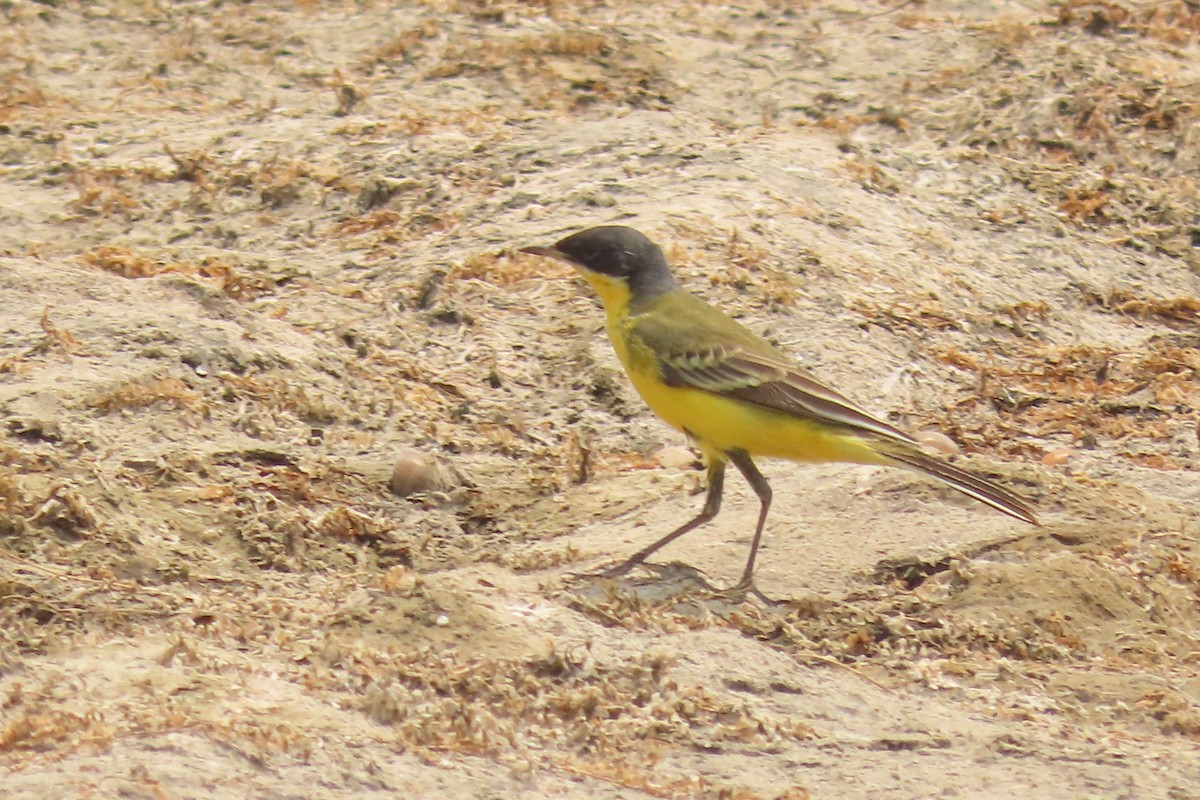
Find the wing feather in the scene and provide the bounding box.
[623,302,1038,525]
[658,344,918,446]
[624,305,1038,525]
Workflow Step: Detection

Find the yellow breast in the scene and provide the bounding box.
[582,269,888,467]
[616,327,882,467]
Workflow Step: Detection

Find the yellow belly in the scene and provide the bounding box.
[625,366,889,467]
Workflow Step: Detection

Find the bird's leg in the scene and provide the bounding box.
[726,449,773,596]
[605,459,726,578]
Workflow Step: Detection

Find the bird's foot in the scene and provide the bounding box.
[573,561,786,606]
[601,557,643,579]
[713,576,782,607]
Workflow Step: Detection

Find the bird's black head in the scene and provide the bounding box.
[521,225,678,299]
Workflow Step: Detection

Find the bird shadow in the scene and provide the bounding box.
[563,561,810,610]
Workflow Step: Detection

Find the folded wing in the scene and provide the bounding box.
[658,344,918,446]
[655,343,1039,525]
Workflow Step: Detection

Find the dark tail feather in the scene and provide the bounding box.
[883,449,1040,526]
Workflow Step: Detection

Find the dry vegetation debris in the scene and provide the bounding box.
[1,0,1199,797]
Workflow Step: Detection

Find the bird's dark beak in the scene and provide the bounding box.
[519,245,575,265]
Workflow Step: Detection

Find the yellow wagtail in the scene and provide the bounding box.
[521,225,1038,593]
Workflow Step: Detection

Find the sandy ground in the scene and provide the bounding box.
[2,1,1200,797]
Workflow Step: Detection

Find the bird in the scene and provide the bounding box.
[520,225,1038,596]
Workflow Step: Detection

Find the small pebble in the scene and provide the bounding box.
[582,190,617,208]
[390,448,443,496]
[917,430,959,456]
[1042,448,1072,467]
[654,446,696,470]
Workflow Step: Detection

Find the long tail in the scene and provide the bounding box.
[883,448,1040,526]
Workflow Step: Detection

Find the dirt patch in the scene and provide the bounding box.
[3,1,1200,798]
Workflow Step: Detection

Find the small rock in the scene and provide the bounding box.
[1042,448,1072,467]
[358,176,420,211]
[654,446,697,470]
[916,430,959,456]
[390,448,458,497]
[503,192,540,209]
[580,190,617,207]
[8,415,61,443]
